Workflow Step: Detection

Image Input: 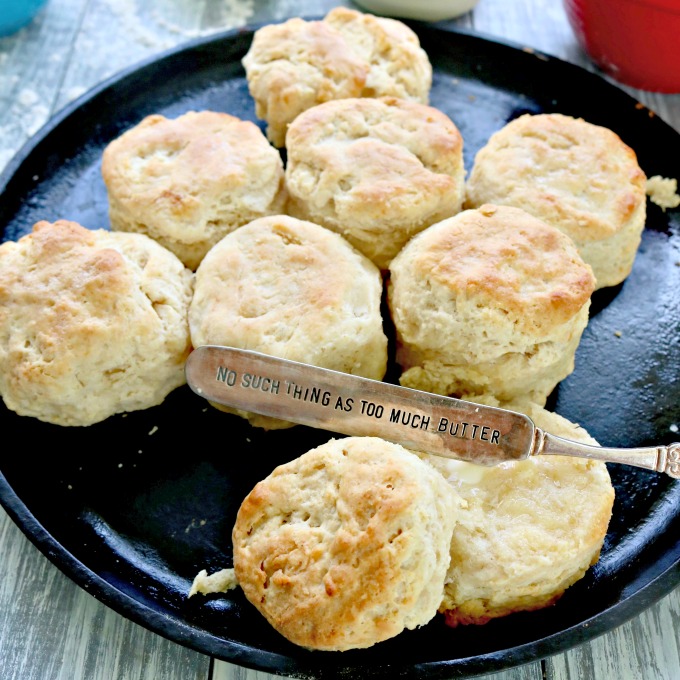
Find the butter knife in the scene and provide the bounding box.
[185,345,680,478]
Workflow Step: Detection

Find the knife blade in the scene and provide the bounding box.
[185,345,680,478]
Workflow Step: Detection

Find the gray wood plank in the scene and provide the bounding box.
[212,658,544,680]
[51,0,256,113]
[547,588,680,680]
[0,0,90,171]
[0,507,211,680]
[473,0,588,65]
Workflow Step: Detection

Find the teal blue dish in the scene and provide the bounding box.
[0,0,48,37]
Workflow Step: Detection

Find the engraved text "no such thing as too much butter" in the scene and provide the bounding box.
[215,366,501,445]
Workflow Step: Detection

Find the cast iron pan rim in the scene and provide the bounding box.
[2,466,678,679]
[1,20,679,679]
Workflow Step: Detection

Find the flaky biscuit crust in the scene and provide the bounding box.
[323,8,432,103]
[421,398,614,625]
[241,18,368,148]
[189,215,388,428]
[388,205,595,404]
[102,111,286,270]
[233,437,459,651]
[465,113,647,288]
[242,8,432,147]
[0,220,193,426]
[285,97,465,269]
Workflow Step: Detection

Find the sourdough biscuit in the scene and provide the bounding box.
[465,113,647,288]
[232,436,460,651]
[0,220,193,426]
[419,398,615,626]
[285,96,465,269]
[102,110,286,270]
[189,215,388,429]
[242,8,432,147]
[388,205,596,405]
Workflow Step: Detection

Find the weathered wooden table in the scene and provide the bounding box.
[1,0,679,678]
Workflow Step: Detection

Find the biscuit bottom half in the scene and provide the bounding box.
[421,398,615,626]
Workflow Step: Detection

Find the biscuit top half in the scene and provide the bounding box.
[0,219,192,342]
[189,215,386,375]
[286,96,462,173]
[392,205,596,333]
[323,7,432,103]
[285,97,463,223]
[242,17,368,145]
[102,111,284,228]
[465,113,646,242]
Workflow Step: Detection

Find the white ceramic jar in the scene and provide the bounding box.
[353,0,480,21]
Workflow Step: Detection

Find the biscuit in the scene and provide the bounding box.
[465,113,647,289]
[232,436,461,651]
[419,398,615,626]
[388,205,596,406]
[188,215,388,429]
[101,110,286,270]
[285,97,465,269]
[241,8,432,147]
[0,220,193,426]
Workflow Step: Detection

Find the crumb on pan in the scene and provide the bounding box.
[646,175,680,211]
[189,568,238,597]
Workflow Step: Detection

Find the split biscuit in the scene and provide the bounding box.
[188,215,388,429]
[232,436,461,651]
[388,204,596,406]
[0,220,193,426]
[102,110,286,270]
[465,113,647,289]
[419,398,615,626]
[285,96,465,269]
[242,8,432,147]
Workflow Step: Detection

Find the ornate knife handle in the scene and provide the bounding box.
[535,430,680,479]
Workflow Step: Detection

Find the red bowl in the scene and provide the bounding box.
[563,0,680,93]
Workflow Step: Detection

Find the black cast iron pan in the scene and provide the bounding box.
[0,21,678,679]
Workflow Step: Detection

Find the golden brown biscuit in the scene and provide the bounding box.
[242,8,432,147]
[388,205,596,405]
[419,398,615,626]
[189,215,388,429]
[232,436,461,651]
[102,110,286,270]
[465,113,647,289]
[0,220,193,426]
[285,96,465,269]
